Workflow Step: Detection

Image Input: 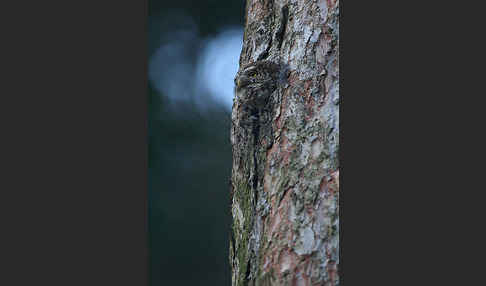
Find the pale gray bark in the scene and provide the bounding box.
[230,0,339,285]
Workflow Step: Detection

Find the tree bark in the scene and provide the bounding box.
[230,0,339,285]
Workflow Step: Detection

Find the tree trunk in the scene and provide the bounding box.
[230,0,339,285]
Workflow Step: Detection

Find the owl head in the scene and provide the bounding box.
[235,61,280,91]
[234,60,285,108]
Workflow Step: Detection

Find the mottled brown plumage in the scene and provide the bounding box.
[234,60,282,108]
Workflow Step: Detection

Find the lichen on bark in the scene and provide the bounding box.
[230,0,339,285]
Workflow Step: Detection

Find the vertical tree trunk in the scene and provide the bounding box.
[230,0,339,285]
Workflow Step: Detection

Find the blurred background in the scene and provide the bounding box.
[148,1,244,285]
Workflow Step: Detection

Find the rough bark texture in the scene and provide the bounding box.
[230,0,339,285]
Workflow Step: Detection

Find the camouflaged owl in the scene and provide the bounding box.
[234,60,283,108]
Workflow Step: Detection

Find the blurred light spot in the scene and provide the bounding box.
[149,23,243,112]
[196,28,243,110]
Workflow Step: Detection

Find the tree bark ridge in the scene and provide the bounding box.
[230,1,339,285]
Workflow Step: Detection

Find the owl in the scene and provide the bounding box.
[234,60,282,109]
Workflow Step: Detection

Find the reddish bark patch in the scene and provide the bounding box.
[319,176,329,194]
[331,170,339,190]
[319,170,339,196]
[280,134,293,166]
[262,187,298,276]
[327,0,337,9]
[268,187,292,237]
[304,95,316,121]
[302,81,312,96]
[287,71,300,86]
[298,80,318,121]
[276,248,299,279]
[268,205,282,238]
[276,89,290,130]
